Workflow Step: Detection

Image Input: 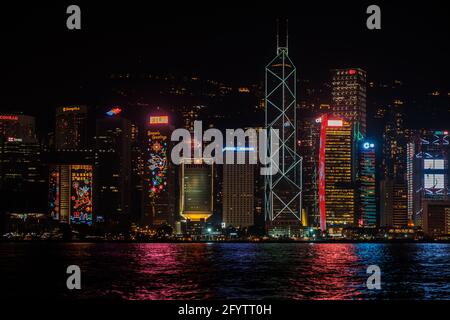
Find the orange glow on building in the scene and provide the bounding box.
[62,106,81,112]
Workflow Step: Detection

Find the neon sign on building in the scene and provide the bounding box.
[0,115,19,121]
[106,107,122,116]
[149,116,169,125]
[62,106,81,112]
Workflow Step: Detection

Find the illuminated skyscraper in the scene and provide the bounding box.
[412,130,450,227]
[94,108,132,229]
[298,117,321,227]
[143,115,175,226]
[55,105,88,150]
[265,30,303,237]
[407,142,415,224]
[0,114,36,143]
[422,200,450,237]
[319,115,355,232]
[380,95,411,228]
[180,158,214,222]
[0,114,46,212]
[130,123,144,224]
[331,68,367,136]
[358,141,376,227]
[392,183,408,227]
[49,164,93,225]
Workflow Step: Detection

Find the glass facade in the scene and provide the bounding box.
[331,68,367,136]
[319,116,355,230]
[180,159,213,222]
[359,141,376,227]
[265,45,302,237]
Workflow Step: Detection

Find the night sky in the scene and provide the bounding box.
[1,1,449,117]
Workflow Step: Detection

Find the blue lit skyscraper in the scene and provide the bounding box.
[358,141,376,227]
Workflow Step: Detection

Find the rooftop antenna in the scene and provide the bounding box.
[286,19,289,51]
[276,19,280,51]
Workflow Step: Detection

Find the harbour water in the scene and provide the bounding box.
[1,242,449,300]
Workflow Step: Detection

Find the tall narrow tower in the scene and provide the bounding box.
[265,22,303,237]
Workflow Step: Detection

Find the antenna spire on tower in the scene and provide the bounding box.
[286,19,289,50]
[276,19,280,51]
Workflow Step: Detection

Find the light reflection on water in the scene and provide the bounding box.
[1,243,449,300]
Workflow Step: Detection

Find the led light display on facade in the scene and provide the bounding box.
[147,131,169,197]
[70,165,93,225]
[48,167,60,220]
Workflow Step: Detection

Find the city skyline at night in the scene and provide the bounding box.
[1,62,448,239]
[1,1,450,306]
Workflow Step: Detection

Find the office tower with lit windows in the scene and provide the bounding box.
[382,107,409,180]
[380,181,408,228]
[392,183,408,227]
[358,141,377,227]
[222,149,255,228]
[248,127,266,230]
[422,200,450,237]
[0,114,46,212]
[407,141,415,224]
[411,130,450,228]
[51,106,93,224]
[180,158,214,235]
[265,34,303,237]
[143,115,175,227]
[379,94,413,228]
[0,114,36,143]
[130,123,144,224]
[94,108,132,229]
[49,164,93,224]
[318,115,355,232]
[331,68,367,136]
[55,106,88,150]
